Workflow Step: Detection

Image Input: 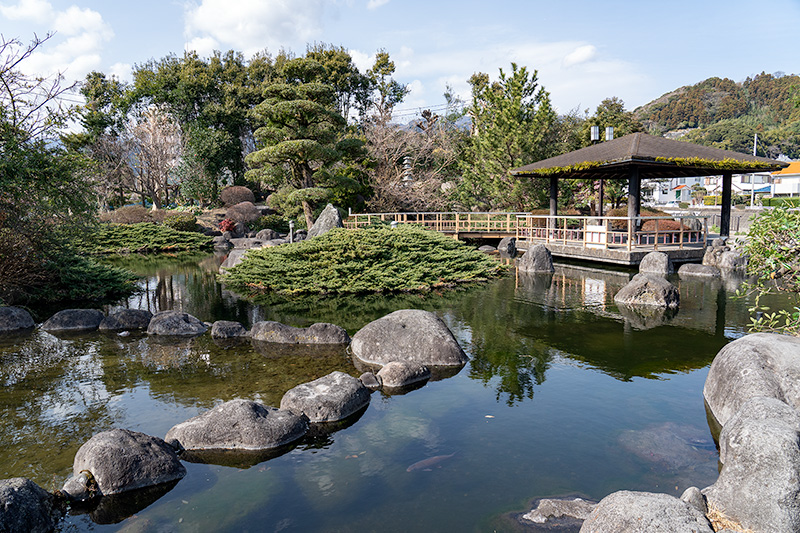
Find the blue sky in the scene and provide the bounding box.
[2,0,800,118]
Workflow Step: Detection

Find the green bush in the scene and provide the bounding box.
[102,205,153,224]
[678,202,689,208]
[220,225,504,295]
[703,195,721,205]
[83,223,213,254]
[761,197,800,208]
[163,212,198,232]
[250,214,290,233]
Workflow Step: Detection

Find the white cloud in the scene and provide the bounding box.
[184,0,327,55]
[0,0,52,22]
[366,0,389,9]
[348,48,373,72]
[185,36,219,57]
[108,62,132,82]
[563,44,597,67]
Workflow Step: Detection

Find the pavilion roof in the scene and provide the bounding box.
[511,132,788,180]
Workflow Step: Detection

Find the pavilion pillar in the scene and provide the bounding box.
[720,171,732,237]
[598,179,605,217]
[549,176,558,216]
[627,167,641,227]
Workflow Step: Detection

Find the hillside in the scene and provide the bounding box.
[634,72,800,159]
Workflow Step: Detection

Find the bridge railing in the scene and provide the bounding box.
[515,214,709,251]
[343,212,528,233]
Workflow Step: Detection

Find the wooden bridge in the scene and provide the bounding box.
[343,211,710,266]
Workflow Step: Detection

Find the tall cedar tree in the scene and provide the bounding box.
[458,63,558,211]
[246,58,364,228]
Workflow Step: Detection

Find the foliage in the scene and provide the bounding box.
[761,197,800,208]
[219,226,504,295]
[458,63,559,210]
[162,211,198,232]
[250,214,290,233]
[581,97,643,145]
[220,186,255,206]
[31,252,139,304]
[83,223,213,254]
[740,207,800,335]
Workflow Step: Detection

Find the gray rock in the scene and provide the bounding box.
[210,320,248,339]
[703,333,800,427]
[41,309,104,333]
[718,251,747,271]
[678,263,720,278]
[478,245,496,252]
[280,371,370,423]
[680,486,707,514]
[712,237,728,248]
[0,306,35,333]
[350,309,468,368]
[617,303,677,330]
[638,251,674,275]
[164,399,307,451]
[580,490,714,532]
[498,236,516,258]
[703,397,800,533]
[61,429,185,500]
[614,273,680,308]
[99,309,153,331]
[359,372,381,390]
[255,228,280,241]
[250,321,350,344]
[219,249,248,272]
[262,238,288,247]
[212,235,232,249]
[702,244,730,268]
[307,203,343,239]
[0,477,61,533]
[229,237,264,249]
[377,362,431,389]
[522,497,596,525]
[146,310,208,336]
[518,244,555,273]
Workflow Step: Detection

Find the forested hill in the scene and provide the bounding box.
[633,72,800,159]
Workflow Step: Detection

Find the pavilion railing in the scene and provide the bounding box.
[343,211,527,233]
[515,215,709,251]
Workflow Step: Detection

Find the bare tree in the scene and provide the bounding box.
[127,106,183,208]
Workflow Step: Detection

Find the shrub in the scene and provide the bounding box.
[105,205,152,224]
[762,197,800,208]
[83,223,214,254]
[250,214,290,233]
[219,225,504,295]
[219,218,236,233]
[220,186,255,206]
[163,212,198,232]
[678,201,689,208]
[225,201,261,224]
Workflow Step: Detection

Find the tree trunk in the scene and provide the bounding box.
[302,200,315,230]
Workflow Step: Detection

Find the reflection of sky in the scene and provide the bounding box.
[583,278,607,309]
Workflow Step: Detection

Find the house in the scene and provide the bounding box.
[770,161,800,197]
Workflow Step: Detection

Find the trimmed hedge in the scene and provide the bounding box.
[84,223,213,254]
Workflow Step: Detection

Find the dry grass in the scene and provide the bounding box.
[706,503,753,532]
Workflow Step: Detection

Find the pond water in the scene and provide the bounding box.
[0,253,791,531]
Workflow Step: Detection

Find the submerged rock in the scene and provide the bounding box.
[522,496,596,528]
[41,309,104,333]
[99,309,153,331]
[377,361,431,390]
[0,306,35,333]
[581,490,714,532]
[280,371,370,423]
[61,429,185,501]
[250,321,350,344]
[614,273,679,308]
[638,251,674,276]
[146,310,207,336]
[517,244,554,273]
[677,263,720,278]
[350,309,468,368]
[165,399,307,452]
[210,320,249,339]
[0,477,61,533]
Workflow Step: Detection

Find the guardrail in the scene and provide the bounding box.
[343,212,527,233]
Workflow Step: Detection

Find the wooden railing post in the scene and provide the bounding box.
[627,217,633,251]
[679,218,685,249]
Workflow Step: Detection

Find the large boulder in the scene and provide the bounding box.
[60,429,186,501]
[0,306,35,333]
[580,490,714,532]
[210,320,249,339]
[165,399,307,452]
[280,371,370,423]
[249,321,350,344]
[350,309,468,368]
[146,310,208,336]
[613,273,680,308]
[703,333,800,427]
[306,203,343,239]
[703,397,800,533]
[255,228,280,241]
[0,477,61,533]
[638,251,674,276]
[41,309,105,333]
[517,244,554,273]
[718,251,747,272]
[498,236,516,258]
[377,361,431,390]
[99,309,153,331]
[677,263,720,278]
[219,249,248,272]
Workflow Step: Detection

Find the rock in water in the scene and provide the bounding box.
[614,273,679,308]
[249,321,350,344]
[677,263,720,278]
[280,371,370,423]
[517,244,554,273]
[307,203,343,239]
[210,320,249,339]
[638,251,674,276]
[146,310,207,336]
[41,309,105,333]
[0,306,35,333]
[165,399,307,451]
[0,477,61,533]
[377,362,431,390]
[350,309,468,368]
[61,429,186,500]
[581,490,714,532]
[99,309,153,331]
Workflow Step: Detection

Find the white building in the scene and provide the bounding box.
[771,162,800,197]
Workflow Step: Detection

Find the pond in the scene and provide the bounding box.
[0,253,791,531]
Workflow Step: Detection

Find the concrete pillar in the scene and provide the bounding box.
[627,167,641,224]
[549,176,558,216]
[720,171,732,237]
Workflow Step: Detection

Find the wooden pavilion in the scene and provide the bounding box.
[511,132,788,237]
